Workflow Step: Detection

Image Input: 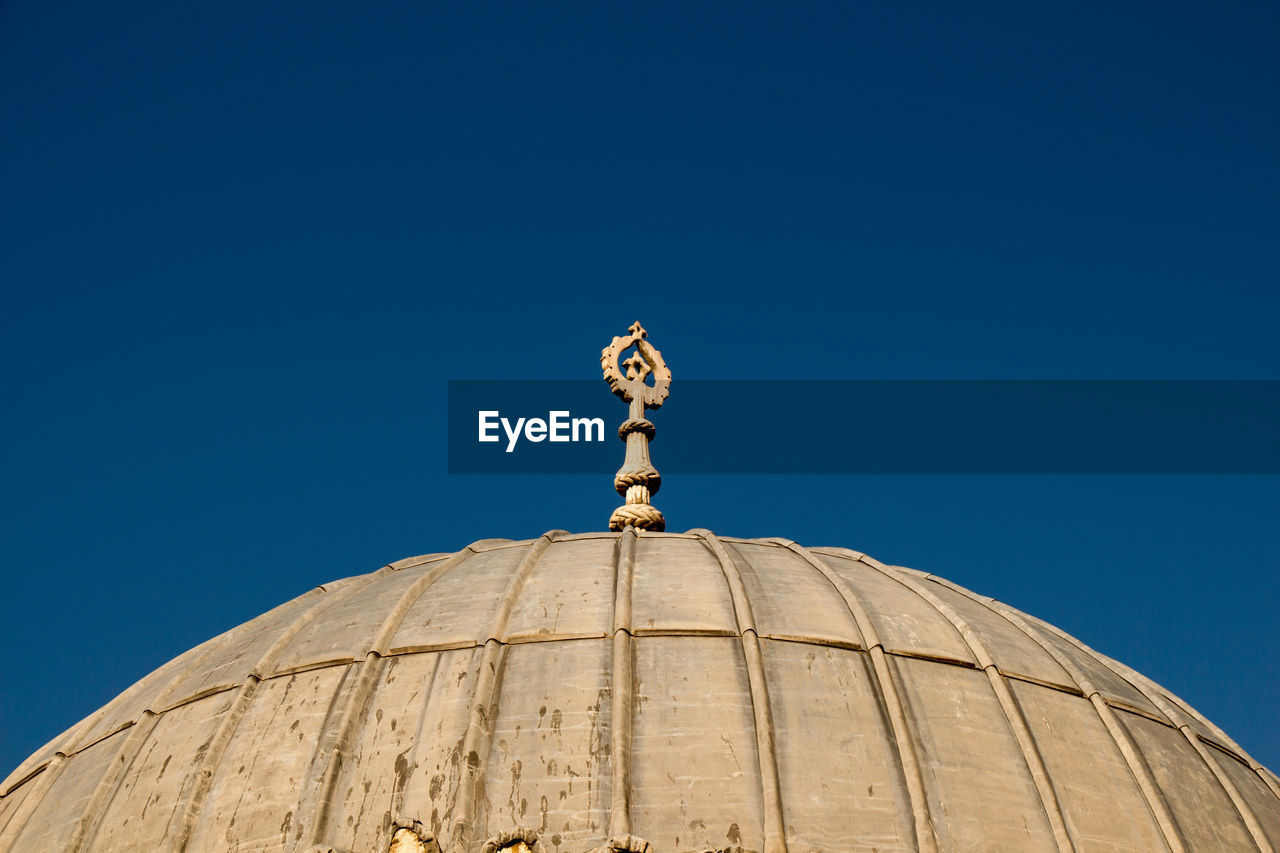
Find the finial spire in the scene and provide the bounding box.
[601,322,671,532]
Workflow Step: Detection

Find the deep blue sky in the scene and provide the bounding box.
[1,1,1277,779]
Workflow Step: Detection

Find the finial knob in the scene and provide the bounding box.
[601,322,670,532]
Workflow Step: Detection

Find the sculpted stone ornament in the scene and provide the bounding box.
[387,825,441,853]
[601,322,671,532]
[585,834,655,853]
[479,828,543,853]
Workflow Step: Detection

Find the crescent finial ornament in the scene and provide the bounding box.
[601,322,670,532]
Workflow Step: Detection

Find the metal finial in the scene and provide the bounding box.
[601,322,671,532]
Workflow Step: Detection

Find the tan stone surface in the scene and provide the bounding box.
[727,543,863,648]
[1119,710,1256,850]
[917,580,1071,688]
[893,655,1059,851]
[759,640,913,850]
[478,638,612,849]
[2,531,1277,853]
[186,666,354,851]
[6,731,124,849]
[161,589,332,711]
[630,536,737,634]
[818,552,976,664]
[1213,747,1280,849]
[503,538,615,642]
[389,546,530,653]
[0,771,32,837]
[1008,679,1167,851]
[86,690,237,851]
[275,565,438,675]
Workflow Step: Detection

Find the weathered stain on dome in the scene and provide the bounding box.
[1,531,1278,852]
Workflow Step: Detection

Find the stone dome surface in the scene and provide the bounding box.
[2,530,1278,853]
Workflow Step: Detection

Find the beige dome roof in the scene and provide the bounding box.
[2,530,1278,852]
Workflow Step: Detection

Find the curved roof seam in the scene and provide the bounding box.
[1022,606,1280,801]
[164,558,397,852]
[0,576,343,850]
[5,630,1253,807]
[0,581,273,806]
[11,638,1234,785]
[782,540,939,853]
[64,711,161,851]
[387,537,519,841]
[700,533,787,853]
[1109,662,1280,798]
[300,542,482,848]
[442,532,557,851]
[0,753,67,851]
[919,572,1189,853]
[854,553,1075,852]
[607,528,638,841]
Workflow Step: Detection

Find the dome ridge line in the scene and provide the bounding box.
[64,712,161,851]
[1015,598,1278,849]
[301,544,484,850]
[167,566,394,853]
[698,535,757,633]
[918,572,1189,853]
[0,753,67,851]
[696,532,785,853]
[1148,705,1274,850]
[853,554,1076,852]
[782,542,939,853]
[611,529,636,638]
[441,532,559,853]
[2,581,336,849]
[1159,695,1279,788]
[1029,609,1280,803]
[607,528,639,843]
[0,569,295,804]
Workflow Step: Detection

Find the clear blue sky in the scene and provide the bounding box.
[1,1,1277,778]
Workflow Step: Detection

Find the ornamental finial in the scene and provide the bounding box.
[600,322,671,532]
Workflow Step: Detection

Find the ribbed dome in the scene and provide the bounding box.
[2,531,1278,852]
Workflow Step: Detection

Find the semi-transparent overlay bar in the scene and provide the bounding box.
[448,380,1280,474]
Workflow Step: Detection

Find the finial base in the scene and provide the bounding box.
[608,504,666,532]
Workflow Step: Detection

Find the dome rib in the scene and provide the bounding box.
[1034,605,1280,801]
[445,532,560,852]
[3,655,184,846]
[1165,688,1280,800]
[168,562,398,851]
[0,752,65,851]
[1161,705,1275,852]
[0,584,341,850]
[0,578,351,853]
[1013,593,1278,852]
[855,553,1076,853]
[781,540,939,853]
[303,545,483,848]
[66,709,160,850]
[697,532,786,853]
[918,571,1189,853]
[607,528,638,845]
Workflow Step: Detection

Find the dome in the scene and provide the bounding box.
[2,530,1278,853]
